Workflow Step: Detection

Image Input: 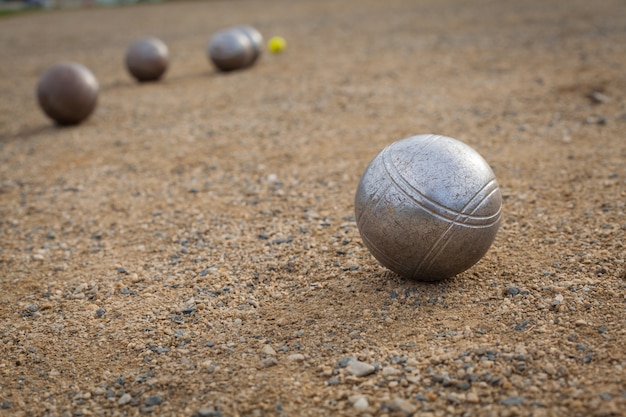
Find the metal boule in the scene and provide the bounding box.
[36,62,99,126]
[233,25,263,64]
[208,28,255,72]
[125,37,169,82]
[354,134,502,281]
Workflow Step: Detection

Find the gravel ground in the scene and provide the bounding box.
[1,0,625,416]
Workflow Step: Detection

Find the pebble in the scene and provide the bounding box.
[387,398,417,414]
[406,375,420,384]
[196,409,222,417]
[118,393,132,405]
[287,353,305,362]
[145,395,163,406]
[353,396,368,412]
[381,366,402,377]
[501,396,525,406]
[260,357,278,368]
[466,392,479,403]
[338,356,357,367]
[507,286,520,296]
[261,345,277,356]
[346,360,376,377]
[543,363,556,375]
[588,91,611,103]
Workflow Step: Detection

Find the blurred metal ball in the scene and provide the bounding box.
[125,37,169,82]
[233,25,263,65]
[37,62,99,126]
[208,28,255,72]
[354,134,502,281]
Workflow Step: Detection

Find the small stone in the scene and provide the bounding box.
[346,360,376,377]
[260,357,278,368]
[588,91,611,104]
[457,382,471,391]
[145,395,163,406]
[151,346,169,355]
[196,409,222,417]
[466,392,479,403]
[501,396,525,406]
[406,375,420,384]
[543,363,556,375]
[514,321,529,331]
[287,353,305,362]
[387,398,417,414]
[118,393,132,405]
[507,286,520,296]
[338,356,357,368]
[382,366,402,377]
[261,345,277,356]
[354,397,368,412]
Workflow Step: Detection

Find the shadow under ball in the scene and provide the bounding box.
[37,62,99,126]
[208,29,255,71]
[354,134,502,281]
[125,37,169,82]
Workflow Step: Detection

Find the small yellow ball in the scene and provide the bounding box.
[267,36,287,53]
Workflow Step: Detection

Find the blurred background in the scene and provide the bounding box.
[0,0,161,14]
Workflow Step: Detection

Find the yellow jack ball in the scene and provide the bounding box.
[267,36,287,53]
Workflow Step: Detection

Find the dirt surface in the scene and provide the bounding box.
[1,0,625,416]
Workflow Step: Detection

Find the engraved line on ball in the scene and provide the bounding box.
[411,183,501,278]
[417,181,501,271]
[358,219,411,274]
[356,134,438,230]
[356,183,411,274]
[381,147,501,227]
[355,170,394,233]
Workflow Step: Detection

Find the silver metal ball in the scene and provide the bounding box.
[125,37,169,82]
[355,134,502,281]
[233,25,263,64]
[37,62,99,126]
[208,28,255,72]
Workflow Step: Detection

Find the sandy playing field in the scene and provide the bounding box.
[1,0,625,416]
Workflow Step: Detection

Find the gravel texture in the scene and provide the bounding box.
[1,0,625,416]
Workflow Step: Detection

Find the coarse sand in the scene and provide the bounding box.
[0,0,625,416]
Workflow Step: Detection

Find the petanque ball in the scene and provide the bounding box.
[208,28,255,72]
[125,37,169,82]
[354,134,502,281]
[233,25,263,65]
[36,62,99,126]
